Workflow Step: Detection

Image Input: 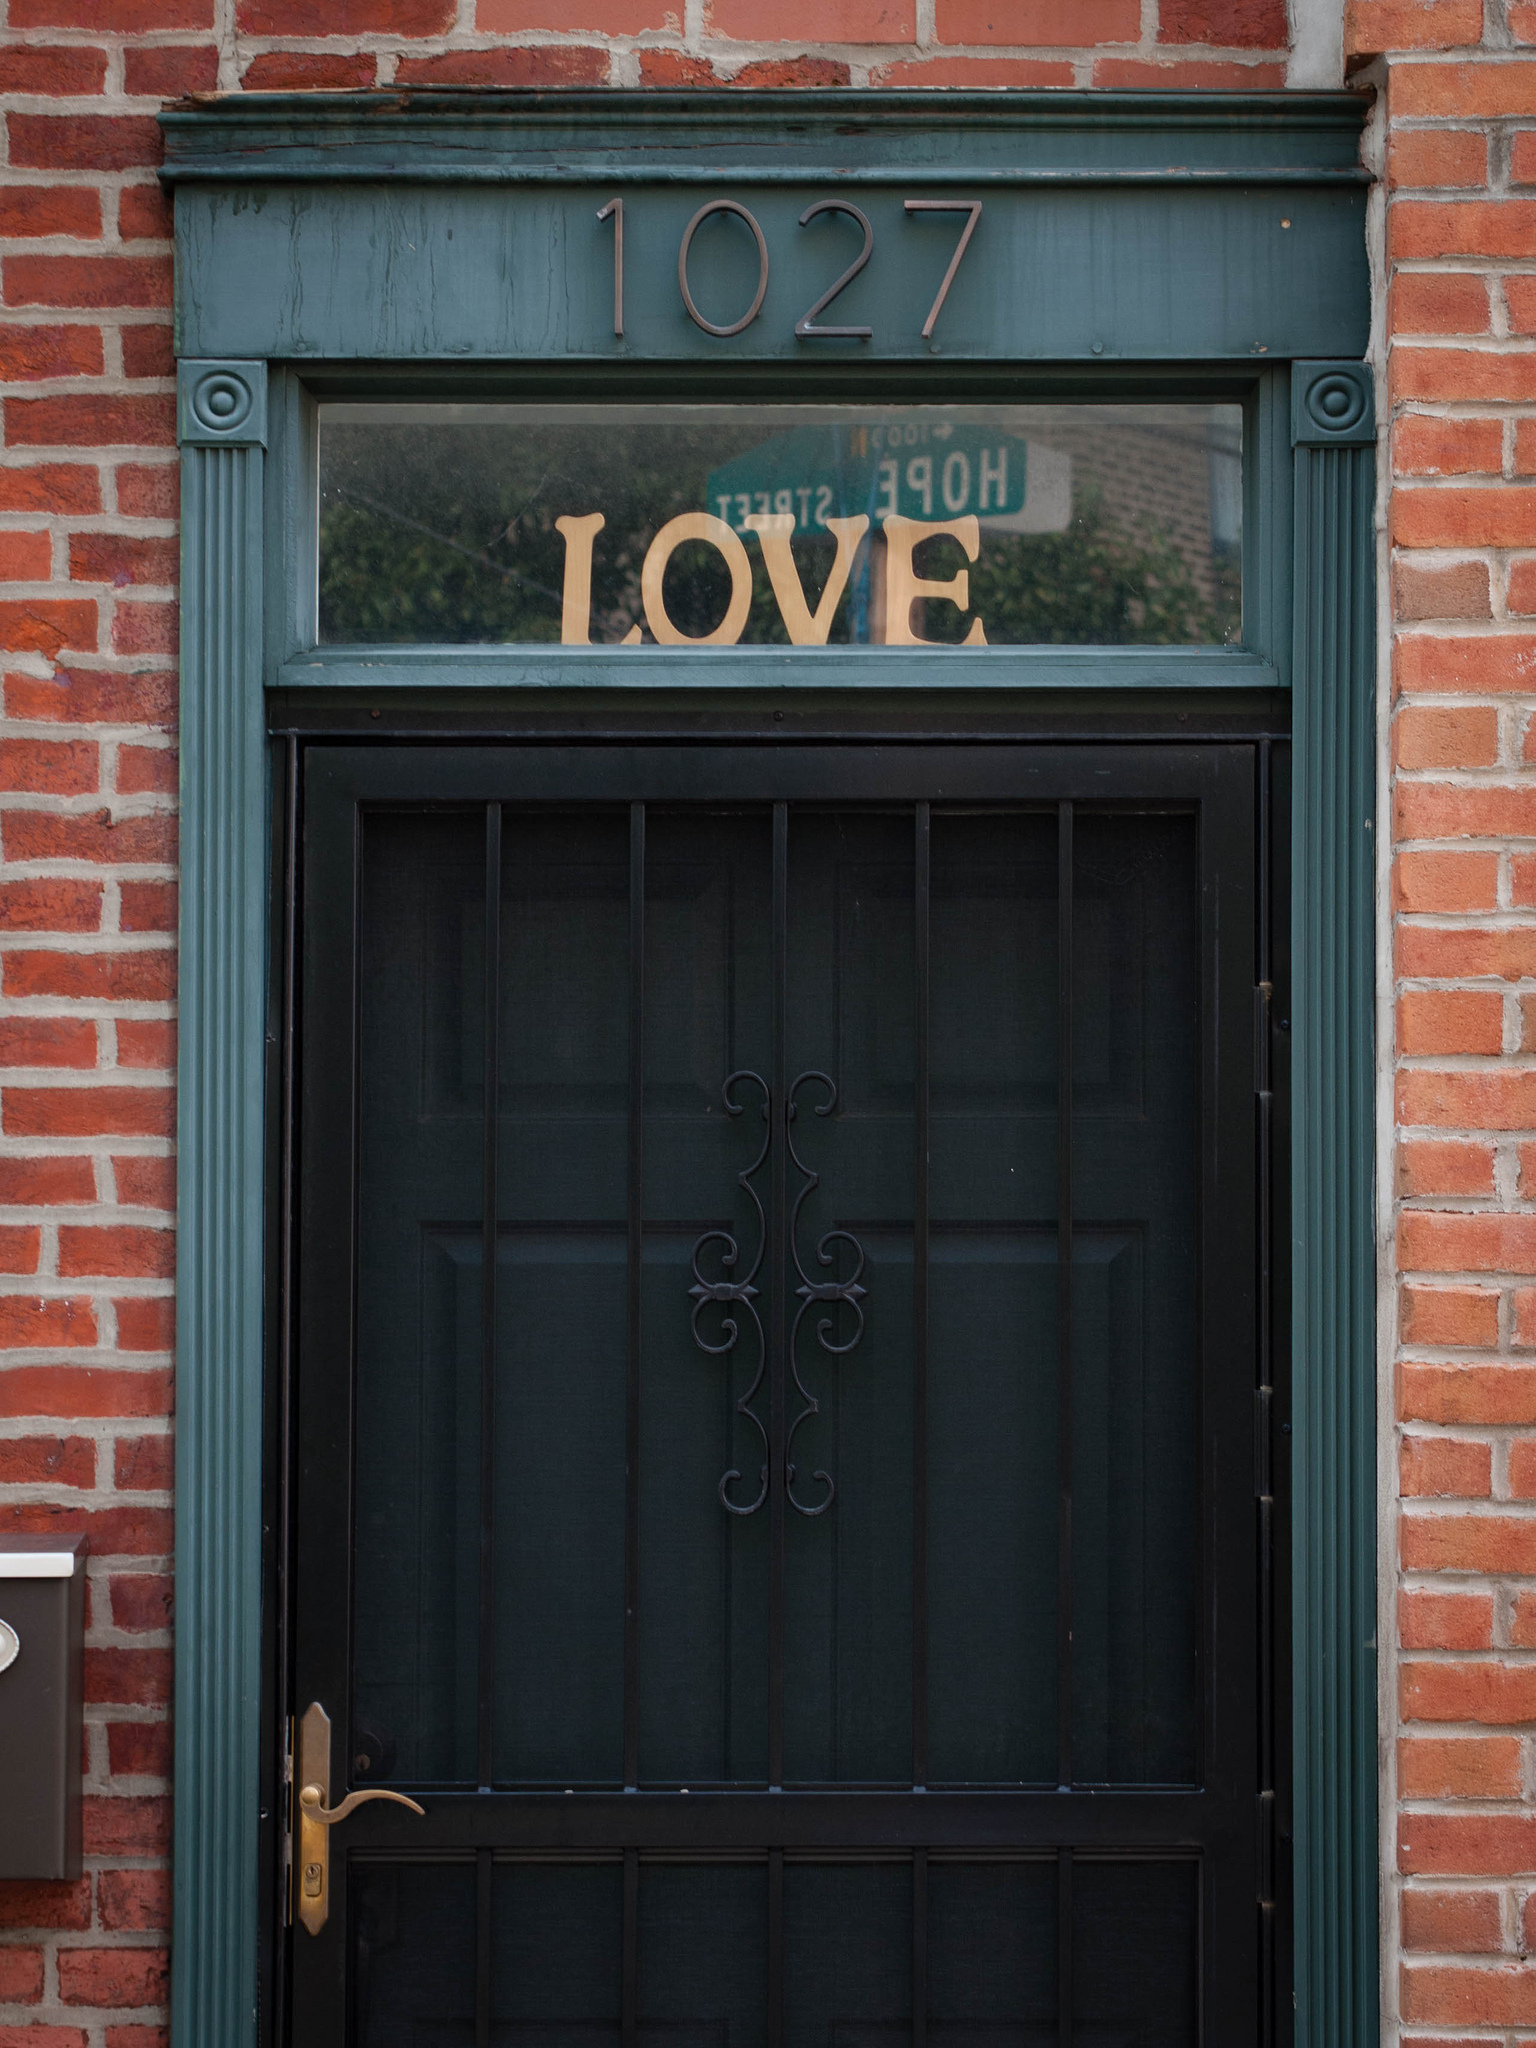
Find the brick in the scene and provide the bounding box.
[1520,1139,1536,1190]
[637,51,717,80]
[0,1951,44,2005]
[112,1158,173,1211]
[1161,0,1286,42]
[1400,1588,1494,1648]
[119,882,176,934]
[1512,132,1536,186]
[113,1439,172,1493]
[6,116,163,175]
[0,1156,95,1204]
[1514,419,1536,475]
[0,1226,40,1273]
[1403,1966,1536,2027]
[0,1881,91,1932]
[1347,0,1484,50]
[1396,488,1536,548]
[1510,853,1536,905]
[934,0,1137,38]
[1091,57,1287,83]
[0,46,108,93]
[1393,701,1498,764]
[1391,272,1492,335]
[109,1568,170,1634]
[6,256,172,314]
[57,1950,167,2011]
[0,327,104,383]
[116,746,175,796]
[1396,778,1536,833]
[0,738,98,796]
[4,953,174,1004]
[106,1722,171,1779]
[0,1502,171,1553]
[57,1226,173,1280]
[13,0,209,20]
[1394,347,1536,404]
[0,1298,96,1350]
[112,602,176,657]
[80,1797,170,1857]
[236,0,451,24]
[1402,1357,1535,1423]
[1398,928,1536,979]
[1399,1078,1536,1140]
[97,1870,170,1933]
[0,467,99,516]
[1401,1208,1536,1270]
[0,532,50,583]
[120,326,173,382]
[1401,1812,1536,1873]
[871,56,1077,82]
[85,1646,171,1707]
[0,2031,87,2048]
[5,394,174,449]
[115,1022,174,1071]
[1515,0,1536,33]
[0,598,95,659]
[1393,61,1536,117]
[1514,1286,1536,1345]
[114,1299,173,1353]
[706,0,912,37]
[1394,417,1503,477]
[1397,1731,1519,1797]
[233,50,375,90]
[1395,849,1499,912]
[1507,559,1536,614]
[730,55,853,82]
[4,1089,172,1140]
[5,666,173,728]
[1397,993,1503,1059]
[0,188,101,241]
[114,466,175,521]
[122,43,220,96]
[69,533,177,589]
[1399,1139,1497,1197]
[1401,1434,1492,1496]
[2,809,177,864]
[1509,1440,1536,1497]
[106,2031,168,2048]
[1389,129,1489,188]
[1507,276,1536,335]
[0,1367,167,1417]
[0,1437,94,1489]
[1510,1586,1536,1638]
[1401,1512,1536,1572]
[1400,1285,1501,1348]
[0,1015,98,1065]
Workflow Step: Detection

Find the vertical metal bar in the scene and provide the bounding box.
[478,804,502,1791]
[1056,804,1074,1793]
[1056,1849,1072,2048]
[276,735,298,1951]
[622,1849,639,2048]
[1256,743,1277,2048]
[769,802,788,1790]
[912,803,930,1791]
[625,804,645,1791]
[475,1848,492,2048]
[768,1849,785,2048]
[912,1850,928,2048]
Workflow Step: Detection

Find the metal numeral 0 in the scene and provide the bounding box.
[795,200,874,341]
[678,199,770,338]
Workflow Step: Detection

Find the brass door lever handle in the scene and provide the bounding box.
[299,1783,425,1826]
[294,1702,425,1935]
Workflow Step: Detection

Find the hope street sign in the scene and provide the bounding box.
[707,420,1071,539]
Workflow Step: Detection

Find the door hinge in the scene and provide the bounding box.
[282,1716,294,1929]
[1254,980,1272,1092]
[1257,1788,1276,1908]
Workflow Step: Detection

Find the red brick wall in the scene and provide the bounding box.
[0,0,1530,2043]
[1374,4,1536,2041]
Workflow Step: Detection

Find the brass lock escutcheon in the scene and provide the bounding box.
[294,1701,424,1935]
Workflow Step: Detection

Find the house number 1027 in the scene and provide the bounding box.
[596,196,982,343]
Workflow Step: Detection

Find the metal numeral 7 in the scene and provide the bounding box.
[904,199,983,339]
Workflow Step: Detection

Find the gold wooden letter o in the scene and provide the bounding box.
[641,512,755,647]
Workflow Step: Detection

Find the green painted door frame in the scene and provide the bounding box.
[167,92,1377,2048]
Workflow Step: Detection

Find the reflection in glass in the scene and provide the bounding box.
[319,403,1242,649]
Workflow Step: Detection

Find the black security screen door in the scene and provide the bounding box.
[290,743,1269,2048]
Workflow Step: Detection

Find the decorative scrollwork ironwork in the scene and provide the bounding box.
[689,1070,770,1516]
[785,1070,866,1518]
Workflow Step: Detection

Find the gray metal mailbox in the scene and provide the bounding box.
[0,1535,87,1878]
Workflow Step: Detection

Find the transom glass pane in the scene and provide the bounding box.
[318,403,1242,649]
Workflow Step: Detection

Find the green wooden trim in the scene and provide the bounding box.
[1289,359,1378,2048]
[277,647,1281,693]
[173,358,269,2048]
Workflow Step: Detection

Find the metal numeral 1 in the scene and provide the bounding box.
[597,197,624,338]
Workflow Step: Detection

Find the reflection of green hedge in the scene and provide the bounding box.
[318,492,1238,649]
